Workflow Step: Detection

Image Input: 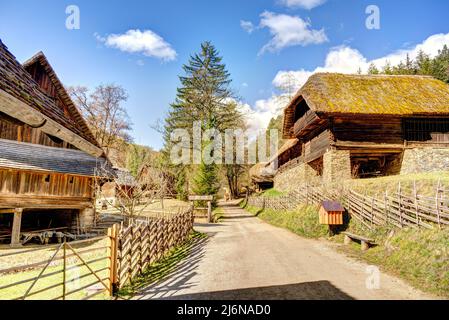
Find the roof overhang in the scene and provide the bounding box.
[0,88,103,157]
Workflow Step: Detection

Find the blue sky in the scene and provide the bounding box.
[1,0,449,150]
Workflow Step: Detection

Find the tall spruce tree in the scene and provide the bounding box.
[162,41,242,200]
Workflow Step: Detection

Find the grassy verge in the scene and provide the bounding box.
[117,231,207,299]
[347,172,449,197]
[212,207,225,222]
[244,204,328,239]
[334,218,449,298]
[242,203,449,298]
[260,188,285,198]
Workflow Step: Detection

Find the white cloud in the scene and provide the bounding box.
[258,11,328,54]
[240,20,255,34]
[97,29,177,62]
[279,0,327,10]
[236,95,286,137]
[272,32,449,92]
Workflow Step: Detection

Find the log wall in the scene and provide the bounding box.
[0,169,93,208]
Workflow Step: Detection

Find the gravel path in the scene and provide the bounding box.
[134,201,437,300]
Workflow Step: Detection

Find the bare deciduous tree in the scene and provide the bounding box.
[95,162,171,218]
[68,84,133,157]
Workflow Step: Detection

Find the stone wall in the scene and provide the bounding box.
[273,162,320,192]
[79,207,96,232]
[400,147,449,174]
[322,149,352,184]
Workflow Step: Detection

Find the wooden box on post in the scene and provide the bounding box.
[318,200,345,225]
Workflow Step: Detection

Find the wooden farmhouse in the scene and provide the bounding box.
[0,40,110,246]
[99,168,136,208]
[251,73,449,192]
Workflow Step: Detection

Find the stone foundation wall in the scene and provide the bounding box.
[322,150,352,184]
[400,148,449,174]
[79,207,96,232]
[273,162,320,192]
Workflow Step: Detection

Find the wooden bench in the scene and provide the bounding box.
[342,232,375,251]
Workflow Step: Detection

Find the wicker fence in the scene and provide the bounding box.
[247,183,449,230]
[114,208,194,288]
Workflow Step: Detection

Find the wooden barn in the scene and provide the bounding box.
[0,41,110,246]
[269,73,449,189]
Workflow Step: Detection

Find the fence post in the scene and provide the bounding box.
[398,183,404,228]
[413,180,420,228]
[435,180,442,228]
[108,224,119,295]
[62,242,66,300]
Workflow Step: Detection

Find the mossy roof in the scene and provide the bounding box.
[283,73,449,138]
[288,73,449,115]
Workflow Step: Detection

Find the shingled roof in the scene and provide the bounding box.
[283,73,449,136]
[22,51,99,148]
[0,39,100,150]
[0,138,108,177]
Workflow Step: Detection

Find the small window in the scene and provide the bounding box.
[69,177,74,184]
[44,175,50,183]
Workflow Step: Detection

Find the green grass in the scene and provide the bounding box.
[243,202,449,298]
[0,242,111,300]
[245,204,329,239]
[347,172,449,197]
[261,188,285,198]
[212,207,225,222]
[117,231,207,299]
[335,218,449,298]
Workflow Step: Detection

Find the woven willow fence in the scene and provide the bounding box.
[247,183,449,230]
[115,208,194,288]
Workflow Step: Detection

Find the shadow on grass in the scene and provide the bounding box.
[117,231,208,299]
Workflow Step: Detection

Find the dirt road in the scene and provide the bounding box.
[134,201,436,300]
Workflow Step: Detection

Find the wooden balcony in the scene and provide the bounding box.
[293,110,321,137]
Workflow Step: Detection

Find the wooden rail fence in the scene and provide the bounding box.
[247,183,449,230]
[0,207,194,299]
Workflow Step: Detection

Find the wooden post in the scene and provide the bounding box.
[207,201,212,223]
[435,180,442,228]
[413,180,420,228]
[62,242,66,300]
[10,208,23,247]
[108,224,119,295]
[398,182,403,228]
[384,191,388,225]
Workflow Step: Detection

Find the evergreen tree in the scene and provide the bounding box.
[162,41,243,200]
[367,63,380,75]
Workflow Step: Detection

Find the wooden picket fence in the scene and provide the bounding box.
[247,182,449,230]
[114,208,194,288]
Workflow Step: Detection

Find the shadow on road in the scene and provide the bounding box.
[154,281,354,300]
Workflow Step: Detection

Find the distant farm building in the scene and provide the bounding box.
[0,41,110,246]
[98,168,136,208]
[251,73,449,192]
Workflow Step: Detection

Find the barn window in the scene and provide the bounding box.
[69,176,74,184]
[44,175,50,182]
[403,118,449,142]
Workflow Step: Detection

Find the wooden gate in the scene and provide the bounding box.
[0,234,114,300]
